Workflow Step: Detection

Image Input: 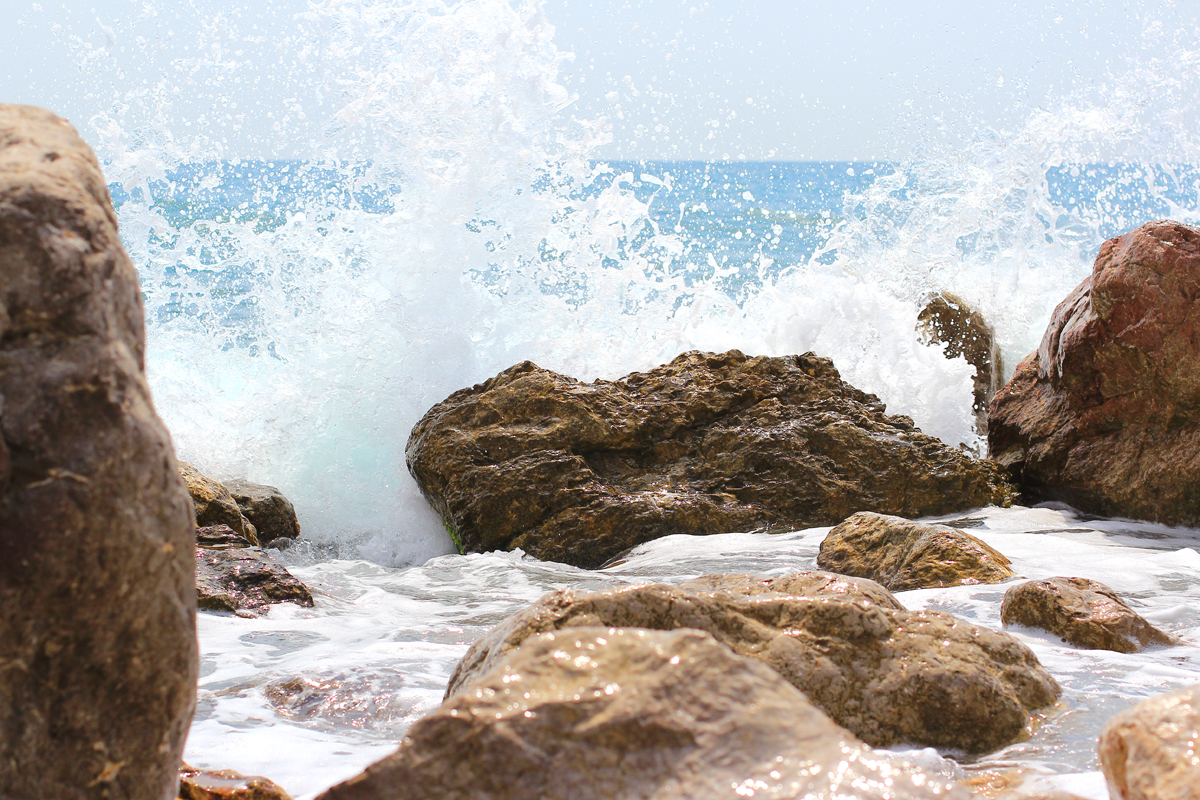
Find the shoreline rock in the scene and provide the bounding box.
[817,511,1015,590]
[1099,684,1200,800]
[989,220,1200,526]
[408,349,1015,569]
[195,525,314,615]
[0,105,197,798]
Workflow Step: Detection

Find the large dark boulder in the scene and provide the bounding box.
[989,220,1200,524]
[316,627,969,800]
[446,576,1061,754]
[0,106,197,798]
[408,350,1014,568]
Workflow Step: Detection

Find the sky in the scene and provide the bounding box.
[0,0,1193,161]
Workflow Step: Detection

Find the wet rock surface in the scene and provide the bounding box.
[195,525,314,614]
[446,576,1060,753]
[181,460,258,545]
[226,479,300,545]
[0,105,198,799]
[1099,684,1200,800]
[316,627,969,800]
[408,349,1015,569]
[817,511,1015,590]
[1001,577,1175,653]
[989,220,1200,525]
[917,291,1003,431]
[180,763,294,800]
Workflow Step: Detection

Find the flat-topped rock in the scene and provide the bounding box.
[180,762,294,800]
[408,349,1015,568]
[990,220,1200,525]
[447,576,1060,754]
[316,627,969,800]
[1001,577,1175,653]
[817,511,1015,590]
[0,105,197,799]
[195,526,314,615]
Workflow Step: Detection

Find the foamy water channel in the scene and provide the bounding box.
[186,505,1200,799]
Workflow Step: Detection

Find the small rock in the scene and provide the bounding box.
[446,577,1060,754]
[817,511,1015,590]
[315,627,969,800]
[225,480,300,545]
[180,461,258,545]
[1099,684,1200,800]
[407,349,1016,569]
[195,535,314,614]
[917,291,1004,432]
[1001,577,1175,653]
[180,762,293,800]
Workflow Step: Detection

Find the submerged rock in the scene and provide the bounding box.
[181,460,259,545]
[917,291,1003,432]
[0,105,197,798]
[1098,684,1200,800]
[446,577,1060,754]
[316,627,969,800]
[817,511,1015,590]
[989,220,1200,525]
[1001,577,1175,654]
[407,349,1015,569]
[180,762,294,800]
[195,525,314,614]
[225,479,301,545]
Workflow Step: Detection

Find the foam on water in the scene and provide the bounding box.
[185,508,1200,798]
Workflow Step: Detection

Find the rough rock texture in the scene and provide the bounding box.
[678,570,906,609]
[1099,684,1200,800]
[446,578,1060,753]
[180,763,293,800]
[817,511,1015,590]
[180,460,258,545]
[408,349,1015,569]
[225,479,300,545]
[989,220,1200,524]
[316,627,969,800]
[1001,577,1175,654]
[917,291,1003,430]
[0,105,198,799]
[195,525,314,614]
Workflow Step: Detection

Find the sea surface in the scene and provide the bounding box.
[48,0,1200,796]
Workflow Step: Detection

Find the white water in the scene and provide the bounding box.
[22,0,1200,795]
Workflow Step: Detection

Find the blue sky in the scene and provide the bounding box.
[0,0,1190,160]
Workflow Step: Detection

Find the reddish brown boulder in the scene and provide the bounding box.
[1001,577,1175,654]
[989,220,1200,523]
[180,762,293,800]
[195,525,314,615]
[0,106,197,798]
[408,349,1014,569]
[817,511,1015,590]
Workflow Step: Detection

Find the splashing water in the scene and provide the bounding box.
[51,0,1200,568]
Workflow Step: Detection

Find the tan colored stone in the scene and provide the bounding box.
[446,578,1060,754]
[1001,577,1175,653]
[1099,684,1200,800]
[679,570,905,609]
[817,511,1015,590]
[407,349,1015,569]
[180,762,293,800]
[0,105,198,799]
[316,627,969,800]
[180,460,258,545]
